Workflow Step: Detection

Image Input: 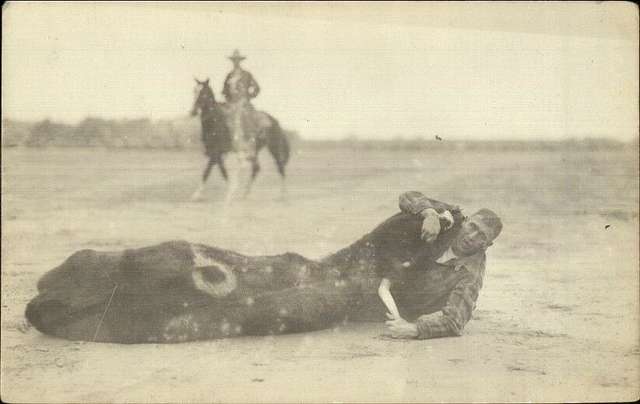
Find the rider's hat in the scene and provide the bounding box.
[228,49,246,62]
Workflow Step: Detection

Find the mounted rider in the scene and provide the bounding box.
[222,50,262,145]
[222,49,260,103]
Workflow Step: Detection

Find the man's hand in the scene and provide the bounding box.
[439,210,454,231]
[420,208,441,243]
[420,208,454,243]
[385,313,419,339]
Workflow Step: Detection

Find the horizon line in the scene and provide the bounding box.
[2,116,637,144]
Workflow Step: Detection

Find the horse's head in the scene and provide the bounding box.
[191,78,217,116]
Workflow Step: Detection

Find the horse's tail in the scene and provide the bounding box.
[266,116,290,176]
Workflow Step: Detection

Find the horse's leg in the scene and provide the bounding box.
[223,154,244,206]
[266,126,290,201]
[242,157,260,199]
[191,156,216,201]
[275,157,288,201]
[217,154,228,181]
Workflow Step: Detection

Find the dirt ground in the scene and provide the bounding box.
[2,146,638,402]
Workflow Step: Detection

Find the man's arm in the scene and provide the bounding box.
[385,259,485,339]
[414,270,483,339]
[247,73,260,98]
[222,73,232,100]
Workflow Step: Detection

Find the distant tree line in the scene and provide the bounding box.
[1,118,635,152]
[296,135,635,152]
[2,117,200,149]
[1,117,302,150]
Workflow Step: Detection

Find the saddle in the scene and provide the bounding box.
[224,100,271,143]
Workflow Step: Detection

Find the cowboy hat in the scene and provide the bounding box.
[228,49,246,61]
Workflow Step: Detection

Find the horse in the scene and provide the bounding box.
[189,78,290,202]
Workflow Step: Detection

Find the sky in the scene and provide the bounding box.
[2,1,638,140]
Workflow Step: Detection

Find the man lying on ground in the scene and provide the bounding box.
[369,191,502,339]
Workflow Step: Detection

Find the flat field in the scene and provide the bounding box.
[2,146,638,402]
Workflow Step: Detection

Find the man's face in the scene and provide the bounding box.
[451,214,496,257]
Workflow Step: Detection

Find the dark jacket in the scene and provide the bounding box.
[222,69,260,102]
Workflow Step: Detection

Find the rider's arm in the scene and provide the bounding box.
[222,73,232,100]
[247,73,260,98]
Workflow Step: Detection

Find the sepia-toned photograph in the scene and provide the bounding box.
[1,1,638,402]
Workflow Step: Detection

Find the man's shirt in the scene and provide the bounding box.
[380,191,487,339]
[222,68,260,102]
[435,247,457,264]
